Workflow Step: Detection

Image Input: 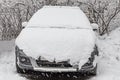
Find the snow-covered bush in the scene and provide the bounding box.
[79,0,120,35]
[0,0,44,40]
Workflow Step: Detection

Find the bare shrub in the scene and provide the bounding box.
[82,0,120,35]
[0,0,44,40]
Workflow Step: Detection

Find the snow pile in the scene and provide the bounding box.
[90,27,120,80]
[16,28,95,68]
[27,6,91,29]
[0,40,26,80]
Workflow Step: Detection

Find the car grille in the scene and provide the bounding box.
[36,60,72,68]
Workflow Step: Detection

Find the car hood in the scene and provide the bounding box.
[16,28,95,67]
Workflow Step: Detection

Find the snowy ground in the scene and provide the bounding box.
[0,40,26,80]
[90,27,120,80]
[0,27,120,80]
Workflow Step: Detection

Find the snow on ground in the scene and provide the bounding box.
[0,40,26,80]
[90,27,120,80]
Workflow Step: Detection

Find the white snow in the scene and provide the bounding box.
[0,27,120,80]
[16,6,95,68]
[0,40,26,80]
[27,6,91,29]
[16,28,95,68]
[90,27,120,80]
[0,5,120,80]
[22,22,28,28]
[91,23,99,30]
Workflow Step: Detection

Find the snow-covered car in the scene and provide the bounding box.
[15,6,99,75]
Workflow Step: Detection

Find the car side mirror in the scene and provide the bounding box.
[22,22,28,29]
[91,23,99,31]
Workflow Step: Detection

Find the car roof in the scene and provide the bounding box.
[26,6,92,29]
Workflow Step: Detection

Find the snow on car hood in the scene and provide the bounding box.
[16,28,95,67]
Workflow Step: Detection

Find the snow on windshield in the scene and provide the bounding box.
[26,6,91,29]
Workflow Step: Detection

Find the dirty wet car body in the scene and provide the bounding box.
[15,6,99,76]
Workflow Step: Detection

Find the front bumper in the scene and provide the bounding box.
[33,67,77,72]
[17,57,96,73]
[30,58,78,72]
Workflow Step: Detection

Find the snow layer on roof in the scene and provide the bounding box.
[27,6,91,29]
[16,28,95,68]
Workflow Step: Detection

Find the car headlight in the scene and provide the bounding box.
[18,48,31,65]
[19,56,31,64]
[20,57,26,62]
